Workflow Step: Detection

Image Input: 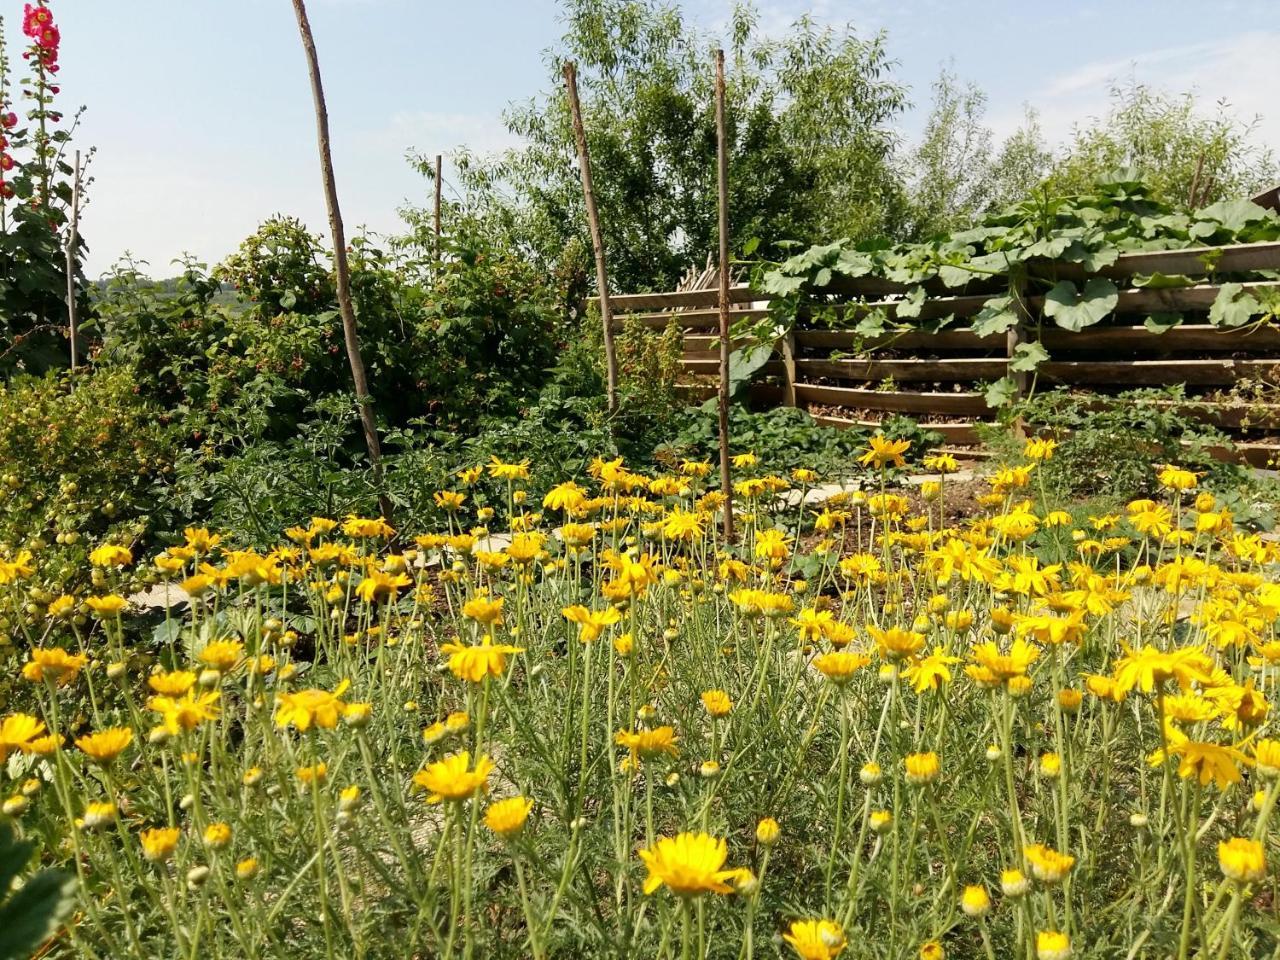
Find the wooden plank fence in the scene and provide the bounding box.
[601,240,1280,468]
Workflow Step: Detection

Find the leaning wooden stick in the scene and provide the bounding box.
[290,0,393,522]
[563,60,619,415]
[714,48,734,541]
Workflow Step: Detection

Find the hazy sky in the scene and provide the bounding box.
[37,0,1280,274]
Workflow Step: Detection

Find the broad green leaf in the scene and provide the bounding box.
[1144,312,1182,333]
[1193,198,1270,233]
[727,342,774,398]
[937,264,972,288]
[0,822,74,960]
[1208,283,1262,328]
[853,310,889,338]
[983,377,1020,408]
[835,249,872,277]
[971,296,1020,337]
[741,237,761,256]
[1132,273,1195,289]
[894,286,926,319]
[813,267,832,288]
[1024,235,1072,260]
[1043,278,1118,332]
[1009,341,1049,372]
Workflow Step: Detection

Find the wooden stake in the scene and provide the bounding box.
[563,60,619,415]
[715,49,734,541]
[433,153,442,259]
[290,0,393,522]
[64,149,81,380]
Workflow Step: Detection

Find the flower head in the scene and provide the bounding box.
[413,751,494,803]
[639,831,743,897]
[75,727,133,765]
[484,796,533,837]
[783,918,846,959]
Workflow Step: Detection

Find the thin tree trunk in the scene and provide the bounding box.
[714,49,734,542]
[289,0,393,522]
[563,60,619,415]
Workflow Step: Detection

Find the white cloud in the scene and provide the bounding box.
[987,31,1280,151]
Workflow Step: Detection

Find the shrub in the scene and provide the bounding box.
[0,368,176,633]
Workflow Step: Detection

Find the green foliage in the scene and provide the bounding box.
[1045,81,1278,207]
[0,821,74,960]
[997,387,1247,502]
[0,10,87,377]
[657,405,938,476]
[751,174,1280,399]
[427,0,909,292]
[0,368,177,611]
[907,70,1051,238]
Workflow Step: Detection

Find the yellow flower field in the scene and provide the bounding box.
[4,443,1280,958]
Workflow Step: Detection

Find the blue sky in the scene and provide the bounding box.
[41,0,1280,273]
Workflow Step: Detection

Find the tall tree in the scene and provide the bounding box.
[427,0,909,293]
[289,0,391,520]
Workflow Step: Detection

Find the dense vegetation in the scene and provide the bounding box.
[1,2,1279,957]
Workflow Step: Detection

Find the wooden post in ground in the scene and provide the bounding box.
[433,153,442,259]
[64,149,81,381]
[290,0,393,522]
[715,48,735,541]
[563,60,619,415]
[780,330,797,407]
[1008,276,1031,440]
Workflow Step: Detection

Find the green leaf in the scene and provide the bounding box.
[0,870,76,960]
[971,296,1019,337]
[727,342,774,398]
[1144,312,1182,333]
[0,822,74,960]
[853,310,889,338]
[937,264,972,289]
[813,267,832,288]
[894,286,926,319]
[1132,272,1195,289]
[1024,235,1072,260]
[741,237,761,256]
[1043,278,1118,332]
[279,290,297,310]
[1193,198,1270,233]
[1208,283,1262,328]
[153,619,183,647]
[983,377,1020,408]
[1009,341,1049,373]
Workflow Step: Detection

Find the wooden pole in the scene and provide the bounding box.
[64,149,81,380]
[433,153,442,259]
[715,48,734,541]
[563,60,619,415]
[289,0,393,522]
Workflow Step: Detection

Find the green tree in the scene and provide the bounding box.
[907,69,1050,237]
[1045,80,1278,206]
[421,0,909,293]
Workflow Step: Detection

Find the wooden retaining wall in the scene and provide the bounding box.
[604,241,1280,467]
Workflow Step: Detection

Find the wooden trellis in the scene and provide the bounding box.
[604,240,1280,466]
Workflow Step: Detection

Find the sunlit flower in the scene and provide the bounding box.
[639,831,743,897]
[484,796,533,837]
[1218,837,1265,883]
[783,918,846,959]
[275,680,351,732]
[414,751,494,803]
[75,727,133,765]
[439,635,524,683]
[860,435,910,469]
